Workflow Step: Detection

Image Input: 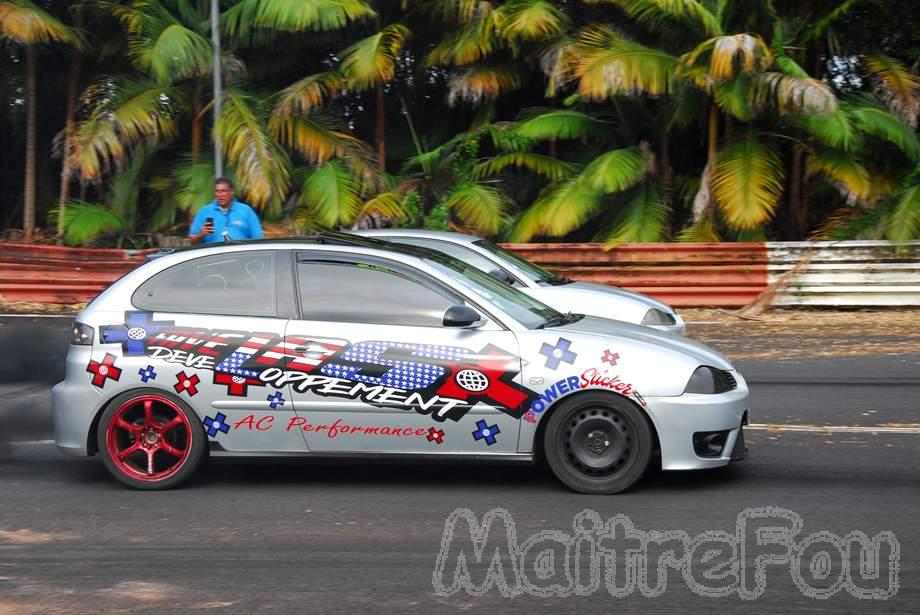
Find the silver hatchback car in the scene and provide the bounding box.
[355,229,686,335]
[53,233,748,492]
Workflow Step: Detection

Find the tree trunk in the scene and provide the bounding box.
[691,104,719,223]
[56,52,82,244]
[376,83,386,172]
[23,46,38,242]
[191,83,202,162]
[787,146,806,239]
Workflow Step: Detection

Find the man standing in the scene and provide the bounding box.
[188,177,264,244]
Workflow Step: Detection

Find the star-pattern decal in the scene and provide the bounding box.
[472,420,500,446]
[138,365,157,383]
[601,350,620,366]
[173,371,200,396]
[203,412,230,437]
[87,353,122,388]
[522,410,537,423]
[539,338,577,370]
[427,427,445,444]
[99,311,174,356]
[267,392,285,409]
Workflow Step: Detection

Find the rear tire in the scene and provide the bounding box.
[543,392,653,494]
[97,389,206,490]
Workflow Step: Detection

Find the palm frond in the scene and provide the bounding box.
[573,25,677,99]
[806,147,873,202]
[300,159,363,227]
[797,108,859,151]
[712,135,785,229]
[584,0,721,37]
[341,23,411,90]
[0,0,81,45]
[864,54,920,128]
[356,191,410,222]
[676,217,720,242]
[444,183,508,234]
[269,111,365,167]
[137,22,212,83]
[472,152,576,181]
[496,0,568,42]
[273,71,346,118]
[427,8,500,66]
[581,147,650,194]
[886,185,920,242]
[218,90,291,212]
[253,0,376,32]
[847,101,920,161]
[49,200,128,246]
[749,72,837,114]
[601,181,669,245]
[539,37,578,96]
[447,64,522,106]
[509,179,602,239]
[69,79,186,180]
[513,108,604,140]
[679,33,773,80]
[803,0,861,42]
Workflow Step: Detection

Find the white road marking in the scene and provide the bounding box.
[8,439,55,445]
[748,423,920,434]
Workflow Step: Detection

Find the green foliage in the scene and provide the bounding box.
[48,200,128,246]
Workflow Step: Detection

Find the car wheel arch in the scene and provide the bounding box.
[531,388,660,464]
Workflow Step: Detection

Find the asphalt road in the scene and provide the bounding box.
[1,315,918,613]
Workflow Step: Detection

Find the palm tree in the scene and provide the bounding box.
[0,0,80,241]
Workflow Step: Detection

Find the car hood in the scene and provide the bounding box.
[561,281,675,313]
[556,315,732,371]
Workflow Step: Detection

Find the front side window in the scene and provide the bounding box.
[296,261,458,327]
[133,251,276,316]
[473,239,570,285]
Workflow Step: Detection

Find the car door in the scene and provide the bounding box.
[279,251,531,455]
[126,249,305,453]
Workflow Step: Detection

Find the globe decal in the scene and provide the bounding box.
[231,376,246,384]
[126,327,147,340]
[455,369,489,392]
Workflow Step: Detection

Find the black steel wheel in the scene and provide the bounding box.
[544,392,653,494]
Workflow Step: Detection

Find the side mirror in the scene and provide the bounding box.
[443,304,484,328]
[487,268,516,285]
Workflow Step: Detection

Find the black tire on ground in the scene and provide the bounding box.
[97,388,207,490]
[543,391,653,495]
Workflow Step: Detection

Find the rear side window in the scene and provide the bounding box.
[133,251,276,317]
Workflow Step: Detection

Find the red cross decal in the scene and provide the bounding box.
[174,371,200,396]
[427,427,445,444]
[601,350,620,366]
[213,371,264,397]
[436,345,530,413]
[87,353,122,388]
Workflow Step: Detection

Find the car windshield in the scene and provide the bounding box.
[473,240,572,285]
[420,254,562,329]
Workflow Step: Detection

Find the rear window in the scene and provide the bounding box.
[132,251,276,317]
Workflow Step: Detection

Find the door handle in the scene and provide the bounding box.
[294,346,308,353]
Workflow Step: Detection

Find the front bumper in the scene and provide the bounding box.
[645,383,749,470]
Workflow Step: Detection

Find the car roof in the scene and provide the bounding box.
[354,229,481,246]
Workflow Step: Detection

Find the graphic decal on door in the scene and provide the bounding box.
[97,313,537,422]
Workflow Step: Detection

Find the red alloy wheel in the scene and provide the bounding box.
[105,395,193,482]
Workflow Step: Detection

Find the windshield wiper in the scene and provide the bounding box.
[538,311,580,328]
[544,274,573,286]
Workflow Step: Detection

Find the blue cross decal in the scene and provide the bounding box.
[138,365,157,383]
[203,413,231,437]
[100,311,174,356]
[267,392,285,409]
[539,337,577,370]
[472,419,501,446]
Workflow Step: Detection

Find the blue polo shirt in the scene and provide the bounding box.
[189,199,264,243]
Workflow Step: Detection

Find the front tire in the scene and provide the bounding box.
[97,389,206,490]
[543,392,653,494]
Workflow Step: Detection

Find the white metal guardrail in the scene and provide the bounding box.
[767,240,920,306]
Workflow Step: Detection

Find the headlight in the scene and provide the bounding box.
[72,321,94,345]
[684,366,737,394]
[641,308,676,326]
